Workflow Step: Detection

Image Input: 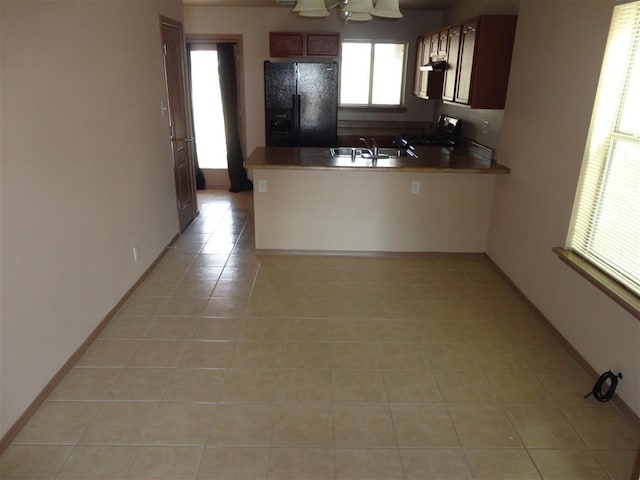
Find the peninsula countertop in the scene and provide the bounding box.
[244,145,510,174]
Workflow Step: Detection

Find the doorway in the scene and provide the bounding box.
[187,35,246,190]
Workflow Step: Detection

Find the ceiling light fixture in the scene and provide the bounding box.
[343,0,373,13]
[371,0,403,18]
[290,0,402,21]
[342,11,373,21]
[292,0,330,16]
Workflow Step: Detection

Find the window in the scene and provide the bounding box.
[189,47,227,169]
[565,1,640,298]
[340,41,407,107]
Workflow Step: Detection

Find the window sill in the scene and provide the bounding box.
[553,247,640,320]
[339,106,408,113]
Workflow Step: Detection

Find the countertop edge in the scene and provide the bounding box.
[244,146,511,174]
[244,163,511,174]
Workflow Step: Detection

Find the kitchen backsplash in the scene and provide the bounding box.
[438,104,505,150]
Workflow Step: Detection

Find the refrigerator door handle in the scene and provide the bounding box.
[293,94,301,142]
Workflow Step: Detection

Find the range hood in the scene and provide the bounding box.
[419,60,447,71]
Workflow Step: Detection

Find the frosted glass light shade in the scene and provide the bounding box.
[371,0,402,18]
[293,0,330,16]
[347,11,373,21]
[345,0,373,13]
[298,9,331,16]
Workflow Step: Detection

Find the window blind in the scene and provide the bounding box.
[567,1,640,296]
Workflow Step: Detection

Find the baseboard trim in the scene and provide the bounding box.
[253,249,486,258]
[483,253,640,430]
[0,233,180,455]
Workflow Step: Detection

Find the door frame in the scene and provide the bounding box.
[160,15,198,231]
[187,34,246,189]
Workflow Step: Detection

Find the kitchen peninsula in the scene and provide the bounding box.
[246,145,509,253]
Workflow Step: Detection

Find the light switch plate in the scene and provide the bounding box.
[411,181,420,194]
[258,179,267,193]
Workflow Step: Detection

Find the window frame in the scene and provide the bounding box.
[338,39,409,109]
[556,1,640,320]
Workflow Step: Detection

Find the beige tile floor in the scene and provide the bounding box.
[1,189,639,479]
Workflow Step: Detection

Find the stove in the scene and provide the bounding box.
[397,115,462,147]
[397,134,455,146]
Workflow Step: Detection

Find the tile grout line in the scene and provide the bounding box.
[381,371,406,479]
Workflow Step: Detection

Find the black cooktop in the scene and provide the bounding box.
[397,115,462,147]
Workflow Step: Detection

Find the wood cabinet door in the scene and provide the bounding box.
[443,25,461,102]
[429,33,439,60]
[414,35,443,100]
[438,29,448,57]
[307,33,339,56]
[269,32,303,57]
[455,20,477,105]
[420,36,432,97]
[413,36,425,97]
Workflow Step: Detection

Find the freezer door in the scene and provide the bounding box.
[297,62,338,147]
[265,62,298,146]
[264,61,296,109]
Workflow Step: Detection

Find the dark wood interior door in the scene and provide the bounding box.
[161,17,197,232]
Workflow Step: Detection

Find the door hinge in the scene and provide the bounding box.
[163,43,168,56]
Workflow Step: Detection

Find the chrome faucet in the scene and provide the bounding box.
[359,137,378,156]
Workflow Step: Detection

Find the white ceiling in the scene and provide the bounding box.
[182,0,461,10]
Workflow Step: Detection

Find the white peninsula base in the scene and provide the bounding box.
[251,168,497,253]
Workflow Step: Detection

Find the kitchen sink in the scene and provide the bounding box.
[329,157,400,168]
[329,147,414,159]
[329,147,370,157]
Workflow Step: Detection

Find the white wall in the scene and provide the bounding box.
[0,0,183,436]
[487,0,640,415]
[183,6,445,155]
[0,1,4,431]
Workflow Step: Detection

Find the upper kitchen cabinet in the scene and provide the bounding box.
[413,35,443,100]
[442,25,461,102]
[415,15,517,109]
[269,32,340,58]
[270,32,304,57]
[453,15,517,109]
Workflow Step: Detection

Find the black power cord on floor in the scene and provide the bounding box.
[584,370,623,402]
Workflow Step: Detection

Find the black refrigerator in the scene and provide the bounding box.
[265,61,339,147]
